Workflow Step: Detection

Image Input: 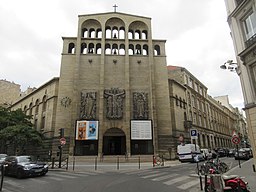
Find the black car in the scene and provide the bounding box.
[234,149,250,160]
[3,155,48,178]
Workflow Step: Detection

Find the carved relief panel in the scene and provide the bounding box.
[104,88,125,119]
[133,92,149,119]
[80,91,97,119]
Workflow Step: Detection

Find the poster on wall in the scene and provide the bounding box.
[76,120,98,140]
[131,120,152,140]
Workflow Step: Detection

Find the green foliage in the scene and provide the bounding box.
[0,106,43,153]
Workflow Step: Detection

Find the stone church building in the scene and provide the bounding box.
[10,11,241,159]
[11,11,174,158]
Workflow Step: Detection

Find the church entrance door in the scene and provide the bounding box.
[103,128,126,155]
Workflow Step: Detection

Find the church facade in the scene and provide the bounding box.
[53,12,171,157]
[9,11,243,159]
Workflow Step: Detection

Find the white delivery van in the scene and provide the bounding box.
[177,144,201,162]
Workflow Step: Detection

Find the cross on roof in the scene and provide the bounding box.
[113,4,118,12]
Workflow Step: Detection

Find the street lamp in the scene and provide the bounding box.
[220,60,238,72]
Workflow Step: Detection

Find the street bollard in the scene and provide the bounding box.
[138,155,141,169]
[117,156,120,170]
[95,157,97,171]
[204,175,207,192]
[0,165,4,192]
[66,157,69,170]
[72,156,75,171]
[52,158,55,169]
[199,175,203,191]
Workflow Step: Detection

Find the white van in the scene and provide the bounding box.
[177,144,201,162]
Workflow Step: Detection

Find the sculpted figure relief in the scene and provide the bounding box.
[80,91,97,119]
[104,88,125,119]
[133,92,148,119]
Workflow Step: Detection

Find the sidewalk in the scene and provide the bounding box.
[226,158,256,191]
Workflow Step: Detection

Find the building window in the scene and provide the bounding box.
[242,10,256,47]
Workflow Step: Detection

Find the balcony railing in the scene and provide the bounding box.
[245,33,256,48]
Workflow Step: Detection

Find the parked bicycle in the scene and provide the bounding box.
[199,157,229,175]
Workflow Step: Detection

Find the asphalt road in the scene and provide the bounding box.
[1,157,247,192]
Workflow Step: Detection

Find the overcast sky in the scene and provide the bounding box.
[0,0,244,109]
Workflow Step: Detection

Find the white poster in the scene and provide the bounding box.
[131,120,152,140]
[76,120,98,140]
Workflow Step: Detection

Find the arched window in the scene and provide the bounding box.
[96,28,102,38]
[89,28,96,38]
[119,44,125,55]
[24,105,27,115]
[88,43,94,54]
[112,44,118,55]
[35,99,39,114]
[128,30,133,39]
[129,44,134,55]
[96,43,101,54]
[142,30,147,39]
[135,30,141,39]
[105,27,111,39]
[105,43,111,54]
[112,27,118,39]
[82,28,88,38]
[154,45,160,55]
[119,27,125,39]
[81,43,87,54]
[68,43,75,54]
[42,96,47,112]
[29,102,33,116]
[135,44,141,55]
[142,44,148,55]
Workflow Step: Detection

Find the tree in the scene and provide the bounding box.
[0,106,43,154]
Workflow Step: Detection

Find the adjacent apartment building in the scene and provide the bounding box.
[224,0,256,166]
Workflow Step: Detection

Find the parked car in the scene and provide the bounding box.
[3,155,48,178]
[0,154,7,165]
[242,148,253,158]
[0,154,8,171]
[193,153,205,162]
[217,148,228,157]
[234,149,250,160]
[227,149,236,157]
[210,150,218,159]
[201,148,212,160]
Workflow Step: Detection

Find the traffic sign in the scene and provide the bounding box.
[231,136,240,145]
[190,129,198,139]
[60,137,66,145]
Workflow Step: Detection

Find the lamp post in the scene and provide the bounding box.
[220,60,238,72]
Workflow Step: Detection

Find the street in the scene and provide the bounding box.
[1,157,248,192]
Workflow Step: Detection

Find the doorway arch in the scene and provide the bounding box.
[103,128,126,155]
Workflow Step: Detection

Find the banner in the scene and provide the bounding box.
[131,120,152,140]
[76,120,98,140]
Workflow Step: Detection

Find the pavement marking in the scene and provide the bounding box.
[163,175,190,185]
[177,179,199,190]
[46,176,64,181]
[141,172,167,179]
[3,180,24,188]
[125,169,154,175]
[48,172,77,179]
[29,178,48,184]
[151,173,178,181]
[137,170,159,176]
